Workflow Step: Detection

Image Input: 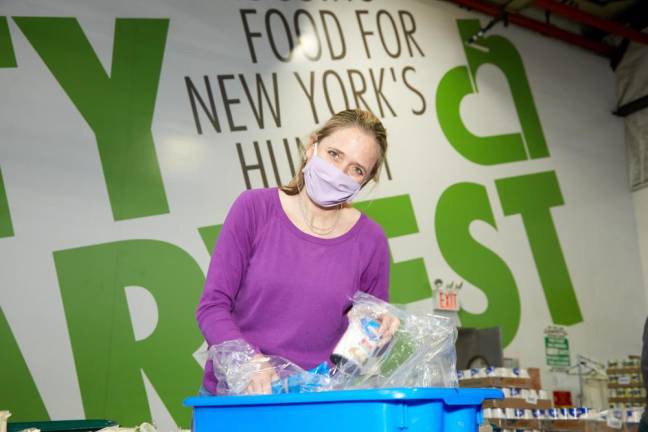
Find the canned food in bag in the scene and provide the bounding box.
[331,316,381,374]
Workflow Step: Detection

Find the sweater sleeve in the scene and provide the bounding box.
[196,191,258,349]
[360,225,390,302]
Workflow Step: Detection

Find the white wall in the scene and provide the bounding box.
[633,186,648,312]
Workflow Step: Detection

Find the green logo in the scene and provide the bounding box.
[435,20,582,346]
[437,20,549,165]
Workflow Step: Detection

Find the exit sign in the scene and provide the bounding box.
[435,290,459,311]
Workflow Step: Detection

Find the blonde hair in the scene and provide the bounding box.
[280,109,388,196]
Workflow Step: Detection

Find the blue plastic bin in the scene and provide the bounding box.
[185,387,503,432]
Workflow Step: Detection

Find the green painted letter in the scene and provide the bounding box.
[495,171,583,325]
[0,168,13,238]
[355,195,433,304]
[435,182,520,345]
[15,17,169,220]
[0,17,17,67]
[53,240,204,427]
[0,18,16,237]
[0,308,49,421]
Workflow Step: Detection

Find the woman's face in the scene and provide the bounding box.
[308,126,380,185]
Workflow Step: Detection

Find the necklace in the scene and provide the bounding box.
[297,187,342,236]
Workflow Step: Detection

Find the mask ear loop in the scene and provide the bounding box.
[307,134,319,162]
[297,139,313,196]
[355,164,383,212]
[299,140,315,195]
[356,183,376,212]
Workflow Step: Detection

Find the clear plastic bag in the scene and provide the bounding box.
[330,292,458,389]
[208,292,457,395]
[209,340,331,395]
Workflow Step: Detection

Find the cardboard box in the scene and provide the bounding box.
[487,418,541,430]
[460,377,534,389]
[483,398,553,410]
[607,367,641,375]
[609,397,644,404]
[542,419,588,431]
[528,367,542,390]
[540,420,639,432]
[585,421,638,432]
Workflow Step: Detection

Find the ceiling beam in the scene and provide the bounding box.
[534,0,648,46]
[445,0,615,57]
[614,94,648,117]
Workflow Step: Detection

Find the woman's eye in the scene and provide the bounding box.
[355,167,364,176]
[328,150,338,159]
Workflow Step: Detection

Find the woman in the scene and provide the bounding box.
[197,109,399,396]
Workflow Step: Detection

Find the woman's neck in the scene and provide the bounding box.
[298,190,340,224]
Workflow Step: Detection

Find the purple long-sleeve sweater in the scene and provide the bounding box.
[196,187,390,394]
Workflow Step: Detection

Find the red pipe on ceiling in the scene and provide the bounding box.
[534,0,648,46]
[446,0,615,57]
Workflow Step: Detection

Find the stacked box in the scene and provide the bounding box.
[459,367,551,431]
[607,356,645,409]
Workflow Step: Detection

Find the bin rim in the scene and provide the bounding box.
[184,387,503,407]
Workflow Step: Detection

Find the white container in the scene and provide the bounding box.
[525,389,538,404]
[510,388,523,398]
[495,367,509,377]
[546,408,559,419]
[558,408,573,420]
[491,408,504,419]
[626,409,642,423]
[470,368,486,378]
[512,368,529,378]
[577,407,590,419]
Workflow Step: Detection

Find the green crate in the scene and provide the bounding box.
[8,419,117,432]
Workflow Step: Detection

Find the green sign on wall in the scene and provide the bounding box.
[545,326,571,369]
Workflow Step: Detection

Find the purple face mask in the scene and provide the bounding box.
[302,142,362,207]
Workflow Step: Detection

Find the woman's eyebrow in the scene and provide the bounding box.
[328,145,343,155]
[328,145,368,172]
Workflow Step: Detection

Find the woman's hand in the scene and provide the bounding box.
[244,354,279,395]
[377,313,400,348]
